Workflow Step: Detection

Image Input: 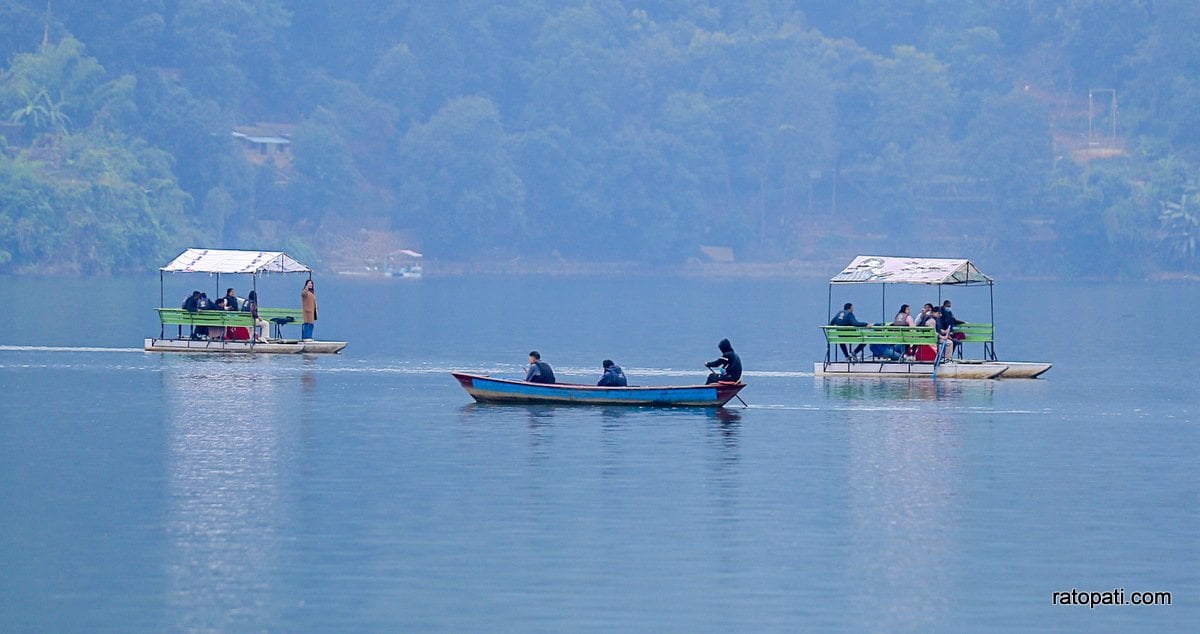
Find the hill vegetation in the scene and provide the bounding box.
[1,0,1197,276]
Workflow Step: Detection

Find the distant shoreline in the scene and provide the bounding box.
[414,259,843,279]
[336,260,1200,282]
[4,260,1197,282]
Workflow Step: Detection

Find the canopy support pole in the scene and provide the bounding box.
[826,283,834,361]
[989,282,996,361]
[881,284,886,323]
[159,270,164,339]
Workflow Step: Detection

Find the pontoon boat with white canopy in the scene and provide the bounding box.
[144,248,347,354]
[816,255,1050,379]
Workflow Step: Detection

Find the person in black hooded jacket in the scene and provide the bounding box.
[705,338,742,384]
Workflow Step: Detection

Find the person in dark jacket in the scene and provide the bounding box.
[938,300,966,331]
[182,290,203,339]
[224,288,241,311]
[525,351,556,384]
[939,299,967,356]
[829,302,869,361]
[705,338,742,384]
[182,291,201,312]
[597,360,627,387]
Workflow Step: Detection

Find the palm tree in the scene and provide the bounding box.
[7,89,70,136]
[1160,185,1199,269]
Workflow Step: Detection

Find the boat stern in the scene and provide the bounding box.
[714,381,745,407]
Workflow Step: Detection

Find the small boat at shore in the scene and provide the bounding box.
[145,248,347,355]
[816,256,1051,379]
[452,372,745,407]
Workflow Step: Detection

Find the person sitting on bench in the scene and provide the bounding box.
[830,302,868,361]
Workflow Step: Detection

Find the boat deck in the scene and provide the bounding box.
[814,360,1051,379]
[144,338,347,354]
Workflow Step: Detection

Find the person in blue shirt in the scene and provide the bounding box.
[525,351,556,384]
[830,302,869,361]
[597,360,627,387]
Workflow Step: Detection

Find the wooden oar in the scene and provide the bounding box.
[707,366,749,407]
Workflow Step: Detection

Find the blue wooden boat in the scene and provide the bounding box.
[451,372,745,407]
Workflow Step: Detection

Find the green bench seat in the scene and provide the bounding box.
[257,307,303,322]
[155,307,306,340]
[820,323,997,362]
[156,307,304,327]
[953,322,995,360]
[821,325,939,346]
[156,308,253,327]
[955,322,994,343]
[256,308,304,338]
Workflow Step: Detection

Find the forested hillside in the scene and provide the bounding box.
[1,1,1197,276]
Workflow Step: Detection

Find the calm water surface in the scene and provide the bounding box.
[0,275,1196,632]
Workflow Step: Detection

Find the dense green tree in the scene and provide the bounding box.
[168,0,291,104]
[960,89,1053,217]
[0,37,106,132]
[133,73,233,202]
[46,0,167,73]
[288,110,361,223]
[0,129,193,273]
[0,0,44,63]
[512,124,603,255]
[364,44,426,126]
[2,0,1200,276]
[396,96,525,257]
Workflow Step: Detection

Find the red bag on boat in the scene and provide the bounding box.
[226,326,251,341]
[914,344,938,361]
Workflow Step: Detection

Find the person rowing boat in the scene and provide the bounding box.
[704,338,742,384]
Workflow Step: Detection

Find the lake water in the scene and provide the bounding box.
[0,274,1196,632]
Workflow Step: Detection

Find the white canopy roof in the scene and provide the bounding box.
[830,256,992,285]
[161,248,311,274]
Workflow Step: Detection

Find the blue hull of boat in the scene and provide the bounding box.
[452,372,744,407]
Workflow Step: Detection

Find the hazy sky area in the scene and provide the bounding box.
[0,1,1197,278]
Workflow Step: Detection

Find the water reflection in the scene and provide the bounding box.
[708,406,742,426]
[703,408,741,469]
[599,407,629,424]
[840,394,964,630]
[161,357,295,631]
[300,356,319,394]
[820,377,995,404]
